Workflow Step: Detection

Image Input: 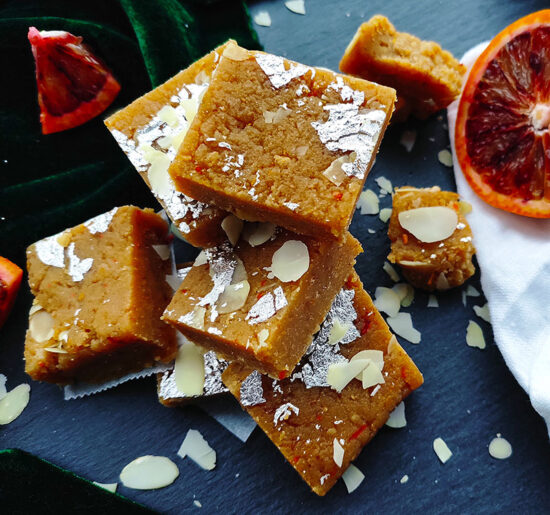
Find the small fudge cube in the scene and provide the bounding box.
[388,186,476,290]
[222,272,423,496]
[169,42,395,239]
[25,206,177,384]
[163,225,362,378]
[339,15,465,120]
[105,44,230,248]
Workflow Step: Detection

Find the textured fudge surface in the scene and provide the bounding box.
[223,272,423,495]
[169,42,395,239]
[388,186,476,290]
[339,15,465,119]
[163,228,362,378]
[25,206,177,384]
[105,44,230,248]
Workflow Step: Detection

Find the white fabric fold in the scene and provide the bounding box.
[447,42,550,437]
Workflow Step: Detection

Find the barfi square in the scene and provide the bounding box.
[25,206,177,384]
[169,42,395,239]
[105,44,231,248]
[223,272,423,495]
[162,224,362,378]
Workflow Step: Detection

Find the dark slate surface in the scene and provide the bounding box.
[2,0,550,512]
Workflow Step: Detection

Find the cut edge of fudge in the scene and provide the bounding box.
[104,43,234,248]
[24,206,177,385]
[222,270,423,495]
[163,230,363,379]
[387,186,476,290]
[339,15,465,118]
[169,41,396,240]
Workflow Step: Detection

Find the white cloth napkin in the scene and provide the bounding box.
[447,42,550,437]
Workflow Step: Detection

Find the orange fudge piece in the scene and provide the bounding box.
[105,44,231,248]
[163,225,362,378]
[388,186,476,290]
[169,42,395,239]
[25,206,177,384]
[340,15,465,120]
[223,271,423,496]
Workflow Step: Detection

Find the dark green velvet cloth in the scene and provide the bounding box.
[0,0,260,266]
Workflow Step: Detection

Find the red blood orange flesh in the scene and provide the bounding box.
[0,257,23,329]
[455,10,550,218]
[28,27,121,134]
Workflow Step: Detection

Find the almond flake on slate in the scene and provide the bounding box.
[174,339,205,396]
[242,222,276,247]
[375,176,393,195]
[427,294,439,308]
[153,244,171,260]
[271,240,309,282]
[473,303,491,324]
[438,149,453,167]
[356,189,379,215]
[466,320,485,349]
[465,285,480,297]
[488,435,512,460]
[398,206,458,243]
[400,474,409,484]
[120,456,179,490]
[386,313,421,344]
[221,215,243,246]
[0,374,6,400]
[386,401,406,428]
[178,429,216,470]
[374,287,401,318]
[399,130,416,152]
[285,0,306,15]
[333,438,344,467]
[253,11,272,26]
[93,482,117,493]
[342,464,365,493]
[383,262,400,282]
[379,208,392,223]
[0,383,30,425]
[433,437,453,464]
[392,283,414,307]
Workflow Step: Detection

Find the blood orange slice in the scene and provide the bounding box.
[28,27,121,134]
[455,10,550,218]
[0,257,23,329]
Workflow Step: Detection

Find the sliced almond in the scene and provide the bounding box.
[178,429,216,470]
[379,208,392,223]
[436,272,450,290]
[458,200,472,215]
[438,149,453,167]
[473,303,491,324]
[488,435,512,460]
[140,144,172,198]
[253,11,272,27]
[327,359,369,393]
[386,313,421,344]
[397,260,432,269]
[174,340,205,396]
[359,361,385,389]
[157,105,179,127]
[295,145,309,157]
[120,456,179,490]
[0,384,30,425]
[333,438,344,467]
[29,302,43,316]
[466,320,485,349]
[399,130,416,152]
[242,222,276,247]
[385,401,406,428]
[29,310,55,343]
[258,329,270,347]
[93,482,117,493]
[433,437,452,464]
[356,189,379,215]
[327,319,352,345]
[392,283,414,307]
[271,240,309,282]
[221,215,243,247]
[222,42,249,61]
[427,294,439,308]
[374,287,401,318]
[153,244,171,260]
[285,0,306,14]
[398,206,458,243]
[375,176,393,195]
[233,256,248,283]
[217,280,250,314]
[322,155,353,186]
[342,464,365,493]
[351,350,384,371]
[383,262,400,282]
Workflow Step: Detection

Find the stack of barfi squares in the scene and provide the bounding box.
[25,40,423,496]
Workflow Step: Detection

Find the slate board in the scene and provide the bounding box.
[2,0,550,512]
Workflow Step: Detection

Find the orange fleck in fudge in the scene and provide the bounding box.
[163,225,362,378]
[25,206,177,384]
[223,271,423,496]
[169,42,395,239]
[105,44,232,248]
[388,186,476,290]
[340,15,465,120]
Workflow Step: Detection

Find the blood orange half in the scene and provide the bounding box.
[455,10,550,218]
[28,27,121,134]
